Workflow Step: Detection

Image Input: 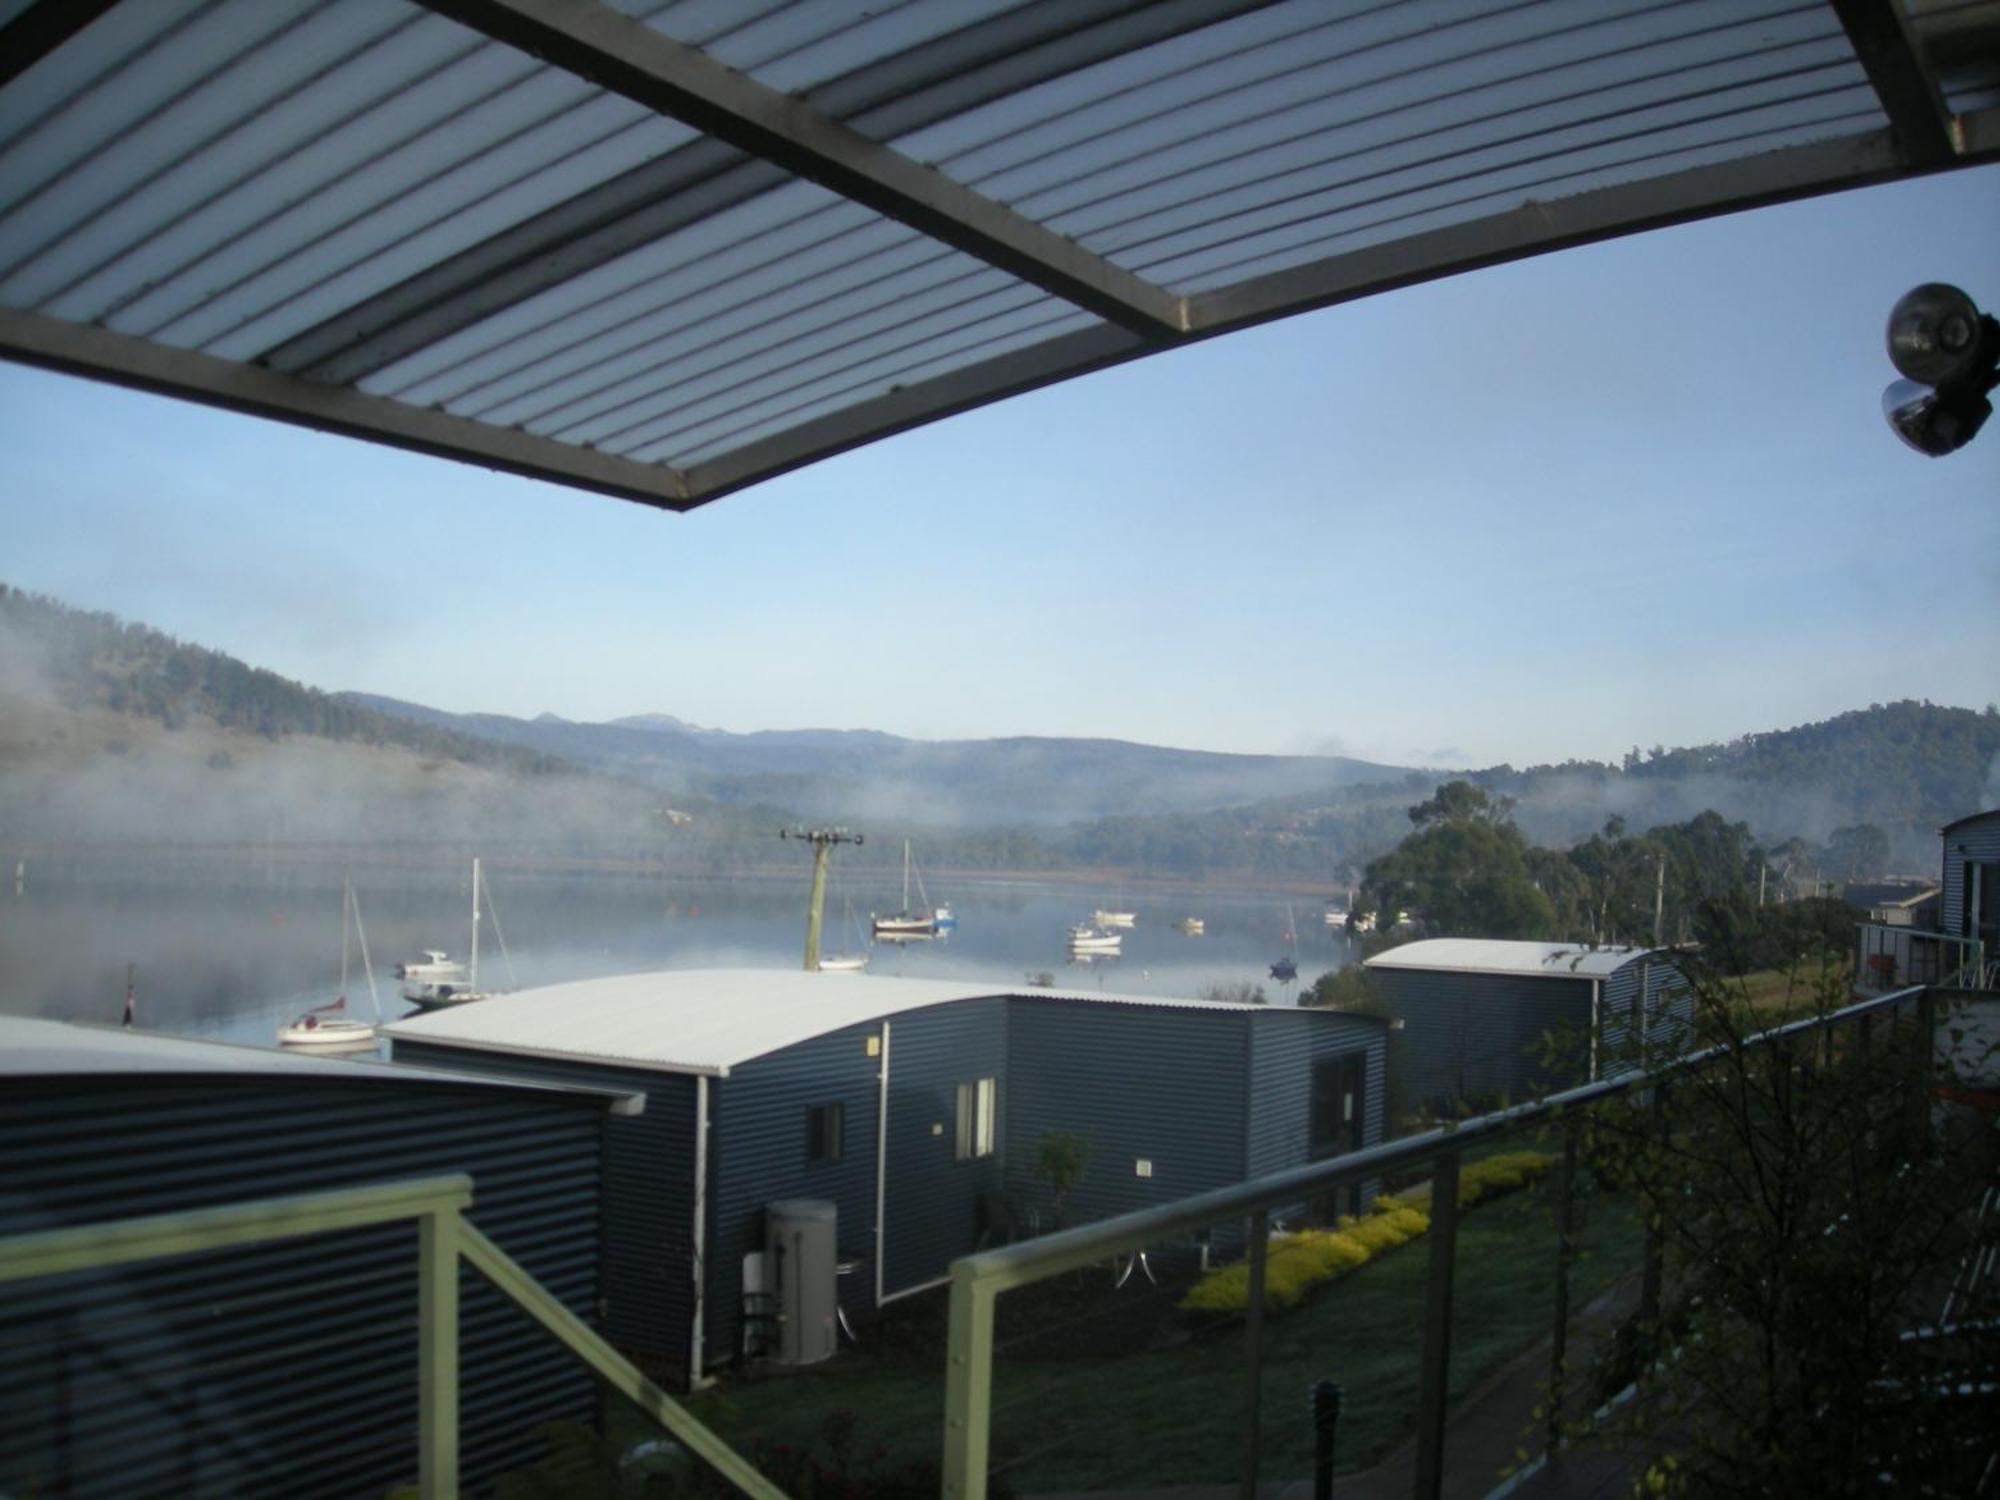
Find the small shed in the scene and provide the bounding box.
[1940,809,2000,963]
[1364,940,1690,1107]
[386,970,1387,1381]
[0,1018,635,1499]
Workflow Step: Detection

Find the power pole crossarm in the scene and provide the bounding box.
[781,828,864,972]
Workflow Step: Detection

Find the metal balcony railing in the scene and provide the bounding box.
[0,1174,782,1500]
[941,984,1945,1500]
[1855,921,1991,993]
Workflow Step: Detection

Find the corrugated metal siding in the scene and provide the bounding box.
[1942,812,2000,942]
[706,1022,882,1366]
[389,1040,696,1372]
[0,1076,605,1499]
[1369,969,1588,1105]
[880,998,1008,1298]
[1599,955,1693,1064]
[1003,999,1248,1234]
[1245,1010,1387,1180]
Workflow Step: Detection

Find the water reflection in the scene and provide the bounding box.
[1,857,1355,1052]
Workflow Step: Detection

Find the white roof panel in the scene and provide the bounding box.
[1364,939,1658,980]
[383,966,1282,1076]
[0,1013,635,1109]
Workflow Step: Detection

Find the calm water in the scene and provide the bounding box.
[0,858,1354,1054]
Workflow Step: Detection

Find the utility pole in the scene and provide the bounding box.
[781,827,863,971]
[1652,856,1666,948]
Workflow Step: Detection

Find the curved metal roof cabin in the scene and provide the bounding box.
[0,1016,635,1498]
[2,0,1995,510]
[1365,937,1690,1104]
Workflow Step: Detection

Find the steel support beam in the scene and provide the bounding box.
[691,128,1990,505]
[413,0,1185,337]
[0,0,121,90]
[0,307,695,509]
[275,0,1266,384]
[1830,0,1960,163]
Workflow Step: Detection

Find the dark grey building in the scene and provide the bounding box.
[1941,809,2000,965]
[0,1018,634,1500]
[387,970,1388,1381]
[1364,940,1690,1107]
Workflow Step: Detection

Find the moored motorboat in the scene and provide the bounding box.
[1093,909,1136,929]
[816,954,869,973]
[1176,916,1206,935]
[404,858,515,1010]
[1067,923,1122,952]
[397,949,467,998]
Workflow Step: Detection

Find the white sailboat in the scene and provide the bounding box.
[279,879,383,1047]
[404,858,515,1009]
[872,840,947,938]
[817,891,870,973]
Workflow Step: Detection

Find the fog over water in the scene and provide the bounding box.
[0,858,1355,1056]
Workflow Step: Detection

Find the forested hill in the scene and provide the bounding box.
[0,585,566,777]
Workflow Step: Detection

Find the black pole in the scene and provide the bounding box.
[1311,1379,1343,1500]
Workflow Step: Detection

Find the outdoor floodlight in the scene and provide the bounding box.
[1881,282,2000,457]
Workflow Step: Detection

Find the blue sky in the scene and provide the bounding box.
[4,165,1996,770]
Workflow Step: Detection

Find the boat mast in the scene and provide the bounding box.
[338,875,351,1000]
[470,856,482,991]
[902,839,912,915]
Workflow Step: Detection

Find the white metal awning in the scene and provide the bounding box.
[2,0,1994,510]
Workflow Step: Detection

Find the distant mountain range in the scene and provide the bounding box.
[338,693,1410,827]
[5,584,1995,880]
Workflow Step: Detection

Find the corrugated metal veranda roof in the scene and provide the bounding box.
[2,0,1995,510]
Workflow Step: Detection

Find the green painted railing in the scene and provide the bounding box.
[0,1173,782,1500]
[941,984,1941,1500]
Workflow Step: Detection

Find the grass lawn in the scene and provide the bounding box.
[694,1175,1641,1491]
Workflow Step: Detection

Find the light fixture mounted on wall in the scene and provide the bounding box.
[1881,283,2000,456]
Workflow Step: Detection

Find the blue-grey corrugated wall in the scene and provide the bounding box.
[1942,811,2000,946]
[1246,1010,1388,1182]
[707,1021,883,1367]
[1369,970,1587,1105]
[1003,1000,1249,1233]
[0,1075,606,1500]
[879,999,1008,1298]
[391,1040,697,1375]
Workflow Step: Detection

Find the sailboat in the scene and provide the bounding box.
[817,891,870,973]
[278,878,383,1047]
[404,858,516,1009]
[1269,900,1300,984]
[872,840,948,938]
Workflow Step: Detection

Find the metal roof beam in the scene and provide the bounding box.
[274,0,1264,384]
[412,0,1186,338]
[686,126,2000,507]
[0,0,121,90]
[1829,0,1960,163]
[1185,127,1945,335]
[0,307,695,510]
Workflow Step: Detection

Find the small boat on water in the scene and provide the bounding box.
[1067,924,1123,953]
[405,858,515,1010]
[1176,916,1206,935]
[816,955,869,973]
[1323,906,1349,929]
[397,948,466,985]
[1269,955,1299,983]
[279,879,382,1047]
[1093,909,1136,929]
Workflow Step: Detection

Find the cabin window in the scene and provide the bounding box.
[807,1102,844,1164]
[955,1077,996,1161]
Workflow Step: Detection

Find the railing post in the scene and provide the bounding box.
[943,1272,996,1500]
[1914,987,1937,1099]
[1638,1084,1665,1341]
[1546,1117,1579,1452]
[1240,1209,1270,1500]
[418,1205,460,1500]
[1413,1151,1460,1500]
[1311,1379,1343,1500]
